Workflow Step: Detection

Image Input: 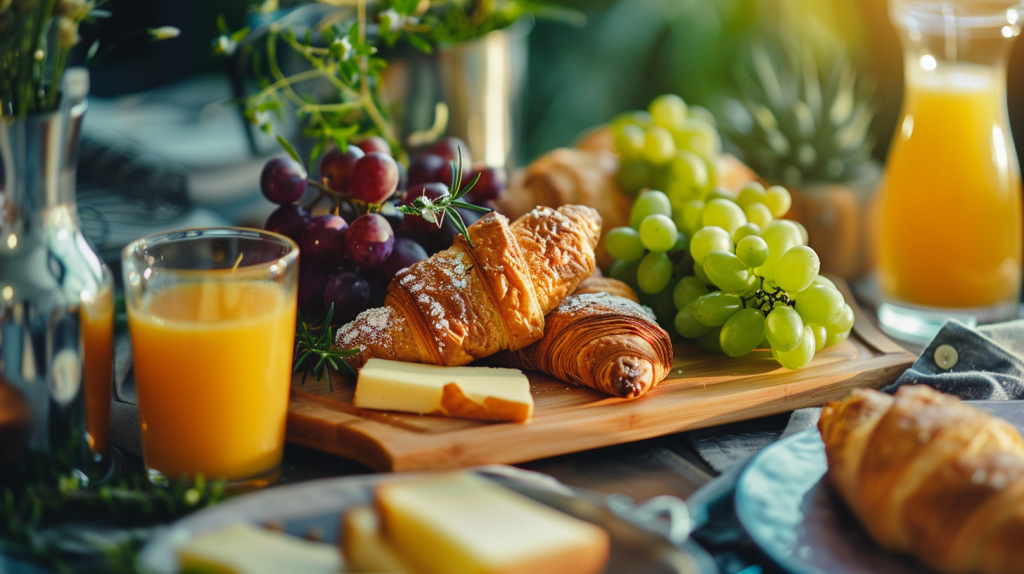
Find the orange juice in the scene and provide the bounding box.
[81,282,114,457]
[128,281,296,481]
[879,64,1022,309]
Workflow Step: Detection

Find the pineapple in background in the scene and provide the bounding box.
[718,36,880,279]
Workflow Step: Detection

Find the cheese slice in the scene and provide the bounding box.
[353,359,533,422]
[341,505,411,573]
[177,522,343,574]
[375,472,610,574]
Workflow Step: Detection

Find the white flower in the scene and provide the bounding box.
[148,26,180,41]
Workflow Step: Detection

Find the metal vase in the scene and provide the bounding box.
[0,70,114,480]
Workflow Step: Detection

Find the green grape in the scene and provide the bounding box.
[831,303,855,332]
[705,155,722,191]
[732,223,761,243]
[605,227,647,262]
[617,159,657,196]
[639,214,678,253]
[639,281,678,330]
[704,251,755,294]
[613,124,646,158]
[687,105,717,128]
[813,275,836,290]
[720,308,766,358]
[702,198,747,234]
[809,324,827,352]
[673,275,709,309]
[696,326,724,354]
[611,110,653,130]
[744,202,773,230]
[754,220,802,281]
[706,187,738,202]
[679,200,706,235]
[794,284,845,326]
[665,150,710,202]
[775,245,820,293]
[689,226,732,265]
[649,94,688,130]
[774,325,815,370]
[693,261,713,286]
[608,259,641,294]
[765,305,804,351]
[637,251,673,294]
[824,326,851,348]
[735,235,769,268]
[630,190,673,229]
[693,292,743,326]
[792,220,809,246]
[736,182,767,209]
[764,185,792,217]
[673,118,722,160]
[643,126,677,165]
[675,300,713,338]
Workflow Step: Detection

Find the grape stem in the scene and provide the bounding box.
[743,276,797,317]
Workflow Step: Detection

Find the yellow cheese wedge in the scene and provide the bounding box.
[177,522,343,574]
[375,472,610,574]
[353,358,533,422]
[341,505,411,573]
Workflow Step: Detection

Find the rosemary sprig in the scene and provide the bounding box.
[398,147,491,249]
[293,303,358,391]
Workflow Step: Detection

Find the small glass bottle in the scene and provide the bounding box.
[878,0,1024,342]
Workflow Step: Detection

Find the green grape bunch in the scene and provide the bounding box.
[606,179,853,371]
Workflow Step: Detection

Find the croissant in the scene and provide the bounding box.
[493,148,631,269]
[334,205,602,370]
[502,277,673,399]
[818,385,1024,574]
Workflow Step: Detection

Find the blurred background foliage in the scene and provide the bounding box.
[71,0,1024,170]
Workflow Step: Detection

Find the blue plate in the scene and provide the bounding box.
[735,401,1024,574]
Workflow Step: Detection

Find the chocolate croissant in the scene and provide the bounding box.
[334,205,601,370]
[505,278,672,399]
[819,386,1024,574]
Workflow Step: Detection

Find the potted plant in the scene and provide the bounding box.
[717,35,880,279]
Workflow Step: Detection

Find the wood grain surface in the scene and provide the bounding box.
[286,280,916,472]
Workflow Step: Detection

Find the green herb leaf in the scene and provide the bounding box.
[276,135,302,163]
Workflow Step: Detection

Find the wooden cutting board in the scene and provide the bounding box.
[287,282,915,472]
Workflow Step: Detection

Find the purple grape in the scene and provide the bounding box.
[349,152,399,205]
[303,214,348,269]
[264,203,310,244]
[467,165,507,202]
[355,136,392,156]
[336,199,357,224]
[379,201,405,232]
[260,157,307,205]
[396,161,408,192]
[407,153,447,187]
[400,182,449,236]
[320,145,364,194]
[298,263,331,318]
[362,266,390,307]
[346,213,395,267]
[323,271,372,323]
[428,137,472,177]
[383,237,429,279]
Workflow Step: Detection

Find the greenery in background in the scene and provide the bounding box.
[522,0,880,162]
[223,0,576,166]
[717,34,877,186]
[1,453,226,573]
[0,0,101,116]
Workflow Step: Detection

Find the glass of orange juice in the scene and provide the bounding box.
[122,228,298,489]
[879,0,1024,342]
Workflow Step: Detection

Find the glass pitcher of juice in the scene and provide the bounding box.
[879,0,1024,341]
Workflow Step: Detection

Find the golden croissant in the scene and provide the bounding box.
[503,277,672,398]
[334,205,601,370]
[818,385,1024,574]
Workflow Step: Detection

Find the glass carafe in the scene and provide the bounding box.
[879,0,1024,342]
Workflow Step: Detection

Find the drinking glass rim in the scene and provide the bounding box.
[121,226,299,272]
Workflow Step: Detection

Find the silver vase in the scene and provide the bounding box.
[0,69,114,479]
